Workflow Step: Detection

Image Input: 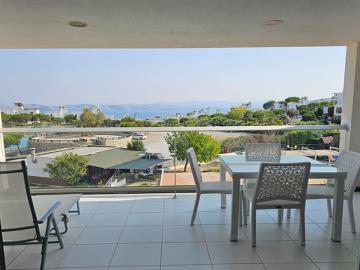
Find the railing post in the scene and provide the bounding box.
[0,113,5,162]
[172,131,177,199]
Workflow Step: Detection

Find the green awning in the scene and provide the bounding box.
[85,148,144,169]
[111,158,168,171]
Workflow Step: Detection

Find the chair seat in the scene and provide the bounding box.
[306,185,336,199]
[200,181,232,193]
[33,194,81,235]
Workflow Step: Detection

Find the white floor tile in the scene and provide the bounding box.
[255,241,311,263]
[316,262,357,270]
[301,241,356,262]
[213,264,266,270]
[119,226,162,243]
[207,241,261,264]
[198,211,230,225]
[162,266,212,270]
[97,202,133,213]
[163,212,199,225]
[162,225,204,242]
[264,262,318,270]
[110,243,161,266]
[110,267,160,270]
[161,242,211,265]
[4,246,26,267]
[202,225,247,241]
[76,226,123,244]
[8,244,70,269]
[281,223,331,241]
[242,224,291,241]
[88,213,128,227]
[126,213,163,226]
[68,213,94,227]
[56,226,84,244]
[59,244,116,267]
[132,202,163,213]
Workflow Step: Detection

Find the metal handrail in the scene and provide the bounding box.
[0,124,348,133]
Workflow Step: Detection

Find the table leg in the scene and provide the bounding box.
[220,163,226,209]
[331,175,345,242]
[230,176,240,241]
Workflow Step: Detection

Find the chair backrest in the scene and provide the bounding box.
[253,162,311,205]
[336,150,360,195]
[186,148,202,191]
[0,161,40,243]
[245,143,281,162]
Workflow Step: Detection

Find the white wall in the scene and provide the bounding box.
[340,42,360,153]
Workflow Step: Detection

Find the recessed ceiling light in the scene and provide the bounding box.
[264,19,283,26]
[68,21,88,27]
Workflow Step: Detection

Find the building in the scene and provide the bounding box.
[332,92,343,117]
[12,102,40,115]
[287,97,309,111]
[54,106,68,118]
[26,146,168,187]
[274,101,287,110]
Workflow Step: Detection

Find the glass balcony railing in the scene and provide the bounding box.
[0,125,347,194]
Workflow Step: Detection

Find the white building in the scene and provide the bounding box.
[12,102,40,115]
[274,101,287,110]
[54,106,67,118]
[287,97,309,111]
[332,92,343,116]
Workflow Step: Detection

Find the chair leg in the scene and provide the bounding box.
[51,215,64,249]
[251,208,256,247]
[239,192,243,227]
[247,201,250,216]
[277,209,283,225]
[300,207,306,246]
[327,198,333,218]
[0,221,6,270]
[347,199,357,233]
[191,193,201,225]
[243,196,248,226]
[40,214,53,270]
[287,209,291,219]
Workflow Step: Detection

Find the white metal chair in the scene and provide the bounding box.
[305,150,360,233]
[186,148,240,225]
[244,143,282,216]
[0,161,81,270]
[245,142,282,162]
[243,162,311,247]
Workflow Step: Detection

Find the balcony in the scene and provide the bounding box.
[3,192,358,270]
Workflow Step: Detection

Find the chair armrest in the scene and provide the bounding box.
[37,201,61,224]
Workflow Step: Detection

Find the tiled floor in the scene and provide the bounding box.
[4,192,360,270]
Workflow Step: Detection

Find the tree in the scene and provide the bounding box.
[44,153,88,186]
[285,96,300,104]
[64,114,77,124]
[165,132,221,171]
[228,106,248,121]
[127,140,145,151]
[79,108,105,127]
[162,118,179,127]
[4,133,24,153]
[301,111,317,121]
[263,100,275,110]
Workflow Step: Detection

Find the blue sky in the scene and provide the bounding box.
[0,47,346,105]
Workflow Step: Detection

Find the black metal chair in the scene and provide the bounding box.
[0,161,63,270]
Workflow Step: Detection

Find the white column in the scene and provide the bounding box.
[0,113,5,162]
[340,42,360,152]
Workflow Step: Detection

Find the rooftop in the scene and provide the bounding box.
[4,192,358,269]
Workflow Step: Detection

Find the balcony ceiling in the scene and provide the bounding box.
[1,0,360,48]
